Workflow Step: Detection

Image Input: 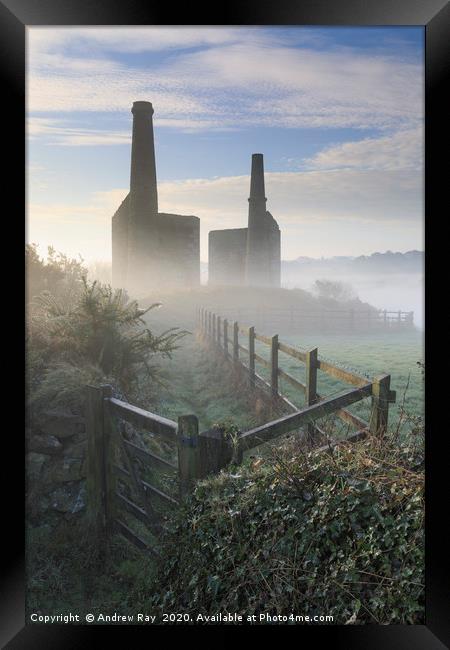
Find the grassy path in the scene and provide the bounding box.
[154,334,268,433]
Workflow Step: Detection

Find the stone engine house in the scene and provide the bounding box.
[208,153,281,288]
[112,101,200,294]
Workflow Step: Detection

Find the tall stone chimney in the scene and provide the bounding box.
[246,154,268,286]
[127,101,159,291]
[249,153,267,209]
[245,153,281,287]
[129,101,158,214]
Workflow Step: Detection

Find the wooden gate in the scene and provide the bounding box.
[86,386,198,553]
[85,385,235,554]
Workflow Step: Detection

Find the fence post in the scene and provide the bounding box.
[101,384,116,538]
[212,313,216,343]
[233,321,239,362]
[305,348,318,443]
[86,384,114,540]
[217,316,221,348]
[270,334,279,396]
[198,427,237,478]
[208,311,212,338]
[223,319,229,356]
[369,374,391,436]
[248,326,255,388]
[177,414,199,497]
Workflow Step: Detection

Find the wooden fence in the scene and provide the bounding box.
[198,307,396,450]
[86,309,396,553]
[200,306,414,334]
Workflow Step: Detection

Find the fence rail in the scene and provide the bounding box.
[108,397,178,441]
[198,307,396,451]
[86,308,397,555]
[199,306,414,333]
[239,384,373,451]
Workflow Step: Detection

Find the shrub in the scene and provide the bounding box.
[27,269,189,424]
[26,243,87,303]
[150,434,424,624]
[312,279,357,302]
[29,277,187,399]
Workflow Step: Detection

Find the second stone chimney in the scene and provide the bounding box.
[246,153,269,286]
[249,153,266,206]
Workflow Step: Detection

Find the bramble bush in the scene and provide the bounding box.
[149,432,424,624]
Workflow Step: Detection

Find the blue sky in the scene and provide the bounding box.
[27,26,424,262]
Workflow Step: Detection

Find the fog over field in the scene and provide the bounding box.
[283,256,423,328]
[90,251,424,330]
[86,255,423,332]
[195,250,424,329]
[283,271,423,329]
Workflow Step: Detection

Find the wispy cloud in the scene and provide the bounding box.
[27,26,258,58]
[27,117,131,146]
[304,127,423,171]
[156,169,423,226]
[27,27,423,133]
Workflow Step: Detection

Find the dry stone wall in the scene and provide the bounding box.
[27,410,88,519]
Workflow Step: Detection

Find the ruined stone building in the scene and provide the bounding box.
[208,153,281,288]
[112,101,200,294]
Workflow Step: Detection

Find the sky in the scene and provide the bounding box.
[27,26,424,263]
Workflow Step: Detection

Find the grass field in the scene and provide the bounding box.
[152,327,423,439]
[284,329,424,418]
[251,328,424,435]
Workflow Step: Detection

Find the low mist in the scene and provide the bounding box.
[284,271,423,330]
[87,250,423,331]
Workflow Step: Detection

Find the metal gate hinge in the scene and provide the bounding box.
[180,436,198,448]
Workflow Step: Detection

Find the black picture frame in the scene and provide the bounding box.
[5,0,449,646]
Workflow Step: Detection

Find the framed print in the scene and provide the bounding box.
[3,0,449,646]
